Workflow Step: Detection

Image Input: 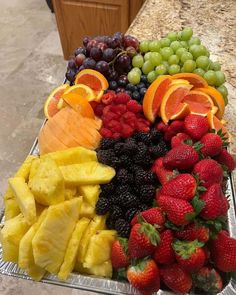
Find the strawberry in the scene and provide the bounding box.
[157,194,195,225]
[175,223,209,243]
[200,133,222,157]
[160,263,192,293]
[214,148,236,172]
[127,258,160,294]
[159,173,197,201]
[171,132,191,148]
[173,239,206,272]
[199,183,225,220]
[163,144,199,170]
[184,114,209,140]
[193,159,223,188]
[128,222,160,259]
[193,266,223,294]
[131,207,165,228]
[220,194,229,216]
[210,230,236,272]
[111,238,130,269]
[153,230,175,265]
[152,157,178,185]
[164,120,185,141]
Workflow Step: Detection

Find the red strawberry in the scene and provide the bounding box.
[131,207,165,228]
[127,258,160,294]
[171,132,191,148]
[193,159,223,188]
[111,238,130,269]
[210,230,236,272]
[173,239,206,272]
[175,223,209,243]
[152,157,177,185]
[214,148,236,171]
[200,133,223,157]
[220,194,229,216]
[157,194,195,225]
[193,267,223,293]
[163,144,199,170]
[160,263,192,293]
[128,222,160,259]
[159,173,197,201]
[153,230,175,265]
[164,120,185,141]
[184,114,209,140]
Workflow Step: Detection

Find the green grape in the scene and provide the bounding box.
[147,70,157,83]
[170,41,182,52]
[162,61,169,68]
[209,61,221,71]
[160,38,171,48]
[132,54,144,68]
[155,64,168,75]
[132,67,142,75]
[167,31,178,42]
[181,52,193,63]
[188,36,201,46]
[181,27,193,41]
[193,68,205,77]
[139,40,150,53]
[217,85,228,105]
[168,64,180,75]
[190,45,208,59]
[180,41,188,49]
[204,70,216,86]
[142,60,155,74]
[150,52,162,66]
[160,47,174,61]
[183,60,196,72]
[168,54,180,65]
[149,40,161,52]
[215,71,225,86]
[196,56,210,69]
[127,71,140,85]
[144,52,152,61]
[176,47,188,58]
[177,31,182,40]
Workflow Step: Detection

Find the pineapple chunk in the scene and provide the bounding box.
[77,185,100,207]
[80,202,95,219]
[3,187,21,220]
[0,214,30,263]
[77,215,106,264]
[60,162,115,186]
[32,197,82,274]
[43,146,97,166]
[28,158,41,180]
[83,230,117,268]
[27,264,46,281]
[9,177,36,225]
[28,156,65,206]
[15,155,36,181]
[64,187,77,200]
[85,260,112,278]
[58,217,90,281]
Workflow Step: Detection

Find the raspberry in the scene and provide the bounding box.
[156,121,168,133]
[94,103,104,117]
[103,111,120,122]
[114,92,131,104]
[126,100,142,113]
[101,92,115,105]
[100,128,113,138]
[110,104,127,115]
[103,105,111,115]
[112,132,121,139]
[122,111,136,122]
[136,118,150,132]
[107,120,122,133]
[121,123,134,138]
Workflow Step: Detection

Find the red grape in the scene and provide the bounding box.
[75,54,86,67]
[123,35,139,50]
[90,47,103,61]
[83,58,96,69]
[103,48,115,62]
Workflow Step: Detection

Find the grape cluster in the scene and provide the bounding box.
[128,27,228,103]
[66,32,139,84]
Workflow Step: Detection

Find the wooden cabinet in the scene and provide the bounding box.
[53,0,145,59]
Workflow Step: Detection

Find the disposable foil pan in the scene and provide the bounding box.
[1,138,236,295]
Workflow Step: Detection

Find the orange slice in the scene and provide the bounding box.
[75,69,109,101]
[207,111,231,142]
[171,73,208,88]
[183,90,214,116]
[170,103,190,120]
[160,83,192,124]
[63,84,96,101]
[195,86,225,119]
[143,75,172,122]
[44,84,70,119]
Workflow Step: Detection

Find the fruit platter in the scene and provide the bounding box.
[1,28,236,295]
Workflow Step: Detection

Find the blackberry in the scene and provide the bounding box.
[110,205,123,220]
[138,203,150,212]
[99,138,116,150]
[122,140,137,155]
[139,185,156,203]
[134,132,152,145]
[95,197,110,215]
[113,191,139,209]
[115,218,131,238]
[125,207,141,223]
[106,214,115,229]
[115,184,131,196]
[135,169,157,185]
[114,142,125,156]
[100,182,115,198]
[149,142,168,157]
[150,128,162,144]
[133,152,152,168]
[116,169,133,184]
[97,149,115,165]
[119,154,133,168]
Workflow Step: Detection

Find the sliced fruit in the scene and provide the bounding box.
[143,75,172,122]
[77,185,101,207]
[80,201,96,219]
[169,103,190,120]
[63,84,96,102]
[207,111,231,142]
[170,79,190,86]
[160,83,192,124]
[44,84,70,119]
[3,190,21,221]
[171,73,208,88]
[195,86,225,119]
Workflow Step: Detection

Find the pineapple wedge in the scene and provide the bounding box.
[60,162,115,186]
[9,177,36,225]
[28,157,41,180]
[64,187,77,200]
[77,185,101,207]
[43,146,97,166]
[15,155,36,180]
[28,156,65,206]
[27,264,46,282]
[80,202,95,219]
[32,197,82,274]
[83,230,117,268]
[58,217,90,281]
[85,260,112,278]
[0,214,30,263]
[3,187,21,220]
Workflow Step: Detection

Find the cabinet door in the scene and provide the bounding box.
[53,0,129,59]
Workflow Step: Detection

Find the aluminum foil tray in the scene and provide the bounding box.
[1,138,236,295]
